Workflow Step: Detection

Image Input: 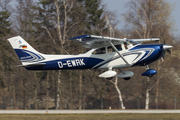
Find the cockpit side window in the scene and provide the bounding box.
[108,44,122,53]
[92,47,106,54]
[124,42,132,49]
[124,42,128,49]
[115,45,122,51]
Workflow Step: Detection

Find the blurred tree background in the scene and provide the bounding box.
[0,0,179,109]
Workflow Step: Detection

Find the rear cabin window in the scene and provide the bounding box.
[108,46,115,53]
[92,47,106,54]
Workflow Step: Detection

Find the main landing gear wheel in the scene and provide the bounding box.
[106,77,113,80]
[123,77,131,80]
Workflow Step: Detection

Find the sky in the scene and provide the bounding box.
[102,0,180,37]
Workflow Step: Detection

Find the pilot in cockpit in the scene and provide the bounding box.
[124,42,128,49]
[115,44,122,51]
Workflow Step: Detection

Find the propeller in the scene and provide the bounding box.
[161,41,173,62]
[161,50,165,62]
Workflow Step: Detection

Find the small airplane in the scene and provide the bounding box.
[8,35,172,80]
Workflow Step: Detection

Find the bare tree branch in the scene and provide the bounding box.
[54,0,62,42]
[149,68,168,91]
[44,27,56,45]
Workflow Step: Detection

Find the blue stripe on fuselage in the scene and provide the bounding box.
[25,57,104,70]
[14,49,45,62]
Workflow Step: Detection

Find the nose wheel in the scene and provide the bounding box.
[141,65,157,77]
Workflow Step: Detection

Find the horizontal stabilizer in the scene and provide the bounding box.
[16,63,46,67]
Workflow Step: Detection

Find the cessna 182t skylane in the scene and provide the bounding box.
[8,35,172,80]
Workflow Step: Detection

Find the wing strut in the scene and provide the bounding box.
[109,40,130,65]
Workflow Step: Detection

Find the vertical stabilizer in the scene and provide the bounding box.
[7,36,45,65]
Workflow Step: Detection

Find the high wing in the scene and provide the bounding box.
[69,35,159,48]
[69,35,125,48]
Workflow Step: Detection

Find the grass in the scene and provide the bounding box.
[0,113,180,120]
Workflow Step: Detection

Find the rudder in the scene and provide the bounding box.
[8,36,45,65]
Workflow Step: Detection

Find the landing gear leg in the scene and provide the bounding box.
[119,69,125,74]
[145,65,149,70]
[145,65,153,77]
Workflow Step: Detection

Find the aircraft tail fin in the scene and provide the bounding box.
[7,36,45,65]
